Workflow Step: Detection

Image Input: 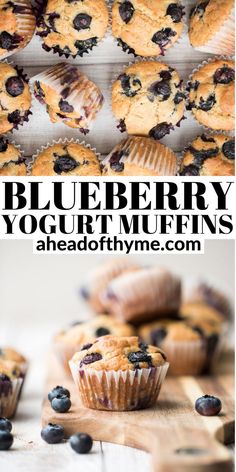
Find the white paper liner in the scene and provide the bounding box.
[194,7,235,56]
[30,63,104,131]
[28,137,101,175]
[186,55,235,134]
[101,267,181,323]
[69,360,169,411]
[0,377,23,418]
[0,0,36,60]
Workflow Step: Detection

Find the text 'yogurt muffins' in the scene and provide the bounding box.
[0,360,23,417]
[112,61,185,139]
[189,0,235,55]
[101,266,181,324]
[112,0,185,57]
[70,335,169,411]
[0,136,27,176]
[187,59,235,131]
[0,0,36,59]
[0,61,32,134]
[36,0,109,58]
[101,136,178,176]
[30,140,101,176]
[180,134,235,176]
[32,62,104,133]
[54,315,135,374]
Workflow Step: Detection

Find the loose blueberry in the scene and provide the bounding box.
[53,155,78,174]
[180,164,199,176]
[166,3,184,23]
[128,351,152,364]
[41,423,65,443]
[70,432,93,454]
[48,386,70,402]
[198,94,216,112]
[5,76,24,97]
[119,1,134,24]
[59,99,74,113]
[0,430,13,450]
[0,137,8,153]
[149,122,173,140]
[148,80,171,101]
[222,139,235,160]
[80,353,102,366]
[195,395,222,416]
[95,327,110,337]
[152,28,176,54]
[0,418,12,432]
[73,13,92,31]
[109,151,125,172]
[213,67,235,85]
[51,394,71,413]
[150,328,167,346]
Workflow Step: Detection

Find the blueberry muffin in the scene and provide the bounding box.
[0,62,32,134]
[139,316,223,375]
[101,266,181,324]
[183,282,232,320]
[112,61,185,139]
[187,59,235,131]
[189,0,235,55]
[0,0,36,59]
[101,136,178,176]
[70,335,168,410]
[32,63,104,133]
[31,141,101,176]
[80,258,140,313]
[0,136,27,176]
[54,315,135,374]
[112,0,185,57]
[36,0,109,58]
[0,360,23,417]
[180,302,224,326]
[180,134,235,176]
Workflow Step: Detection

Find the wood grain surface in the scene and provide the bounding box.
[42,352,235,472]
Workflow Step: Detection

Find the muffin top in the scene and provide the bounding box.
[112,61,185,140]
[0,359,22,379]
[55,315,135,346]
[189,0,234,48]
[36,0,109,57]
[187,59,235,131]
[31,141,101,176]
[0,62,32,134]
[0,0,36,59]
[101,136,178,176]
[180,134,235,176]
[180,302,224,326]
[112,0,185,57]
[71,335,167,371]
[0,347,26,364]
[33,63,104,132]
[0,136,27,176]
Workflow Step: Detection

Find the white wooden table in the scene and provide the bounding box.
[9,0,212,158]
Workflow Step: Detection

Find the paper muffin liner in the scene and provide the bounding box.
[111,57,186,139]
[186,56,235,135]
[0,377,23,418]
[112,1,187,59]
[194,6,235,56]
[28,137,101,175]
[36,0,111,59]
[101,135,178,175]
[69,360,169,411]
[30,63,104,132]
[0,0,36,60]
[101,267,181,324]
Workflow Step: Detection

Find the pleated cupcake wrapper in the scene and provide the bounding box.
[0,377,23,418]
[101,135,178,176]
[101,268,181,323]
[186,55,235,135]
[30,63,104,131]
[194,6,235,56]
[110,57,186,139]
[112,2,187,60]
[0,0,36,60]
[69,361,169,411]
[36,0,111,59]
[28,137,101,174]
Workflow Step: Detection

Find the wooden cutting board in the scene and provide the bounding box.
[42,352,234,472]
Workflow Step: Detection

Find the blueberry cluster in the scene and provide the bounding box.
[0,418,14,450]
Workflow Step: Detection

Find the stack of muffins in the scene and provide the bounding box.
[54,258,231,411]
[0,347,28,418]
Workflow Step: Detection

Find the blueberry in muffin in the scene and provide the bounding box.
[0,136,27,176]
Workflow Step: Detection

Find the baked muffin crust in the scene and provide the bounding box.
[0,136,26,176]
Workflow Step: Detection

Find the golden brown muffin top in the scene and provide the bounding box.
[180,302,224,325]
[0,359,22,378]
[189,0,234,47]
[0,136,27,176]
[0,347,26,364]
[71,335,167,371]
